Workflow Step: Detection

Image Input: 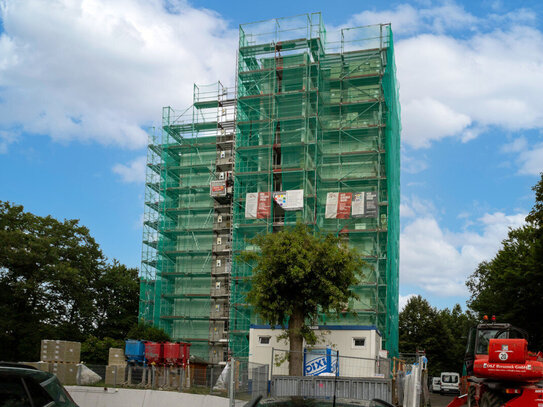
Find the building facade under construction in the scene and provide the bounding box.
[140,13,400,364]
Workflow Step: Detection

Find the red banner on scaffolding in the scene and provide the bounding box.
[257,192,271,219]
[337,193,352,219]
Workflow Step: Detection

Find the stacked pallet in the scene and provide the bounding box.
[40,340,81,385]
[41,340,81,363]
[50,362,78,384]
[105,347,126,385]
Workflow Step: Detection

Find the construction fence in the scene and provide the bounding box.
[270,348,391,378]
[66,360,268,403]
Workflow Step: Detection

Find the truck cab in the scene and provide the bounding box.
[464,322,527,377]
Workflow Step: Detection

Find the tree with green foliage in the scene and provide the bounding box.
[399,296,476,377]
[126,323,171,343]
[0,201,140,361]
[81,336,125,365]
[467,173,543,350]
[438,304,478,372]
[94,260,139,339]
[241,223,364,376]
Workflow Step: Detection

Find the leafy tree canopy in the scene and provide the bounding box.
[126,322,171,343]
[241,223,364,375]
[81,336,125,365]
[0,201,139,361]
[399,296,477,377]
[467,173,543,350]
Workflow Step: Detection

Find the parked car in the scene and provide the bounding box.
[440,371,460,395]
[0,362,79,406]
[431,376,441,392]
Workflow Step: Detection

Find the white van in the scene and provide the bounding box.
[440,372,460,395]
[431,377,441,392]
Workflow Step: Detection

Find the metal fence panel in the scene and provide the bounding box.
[271,376,392,402]
[351,379,391,402]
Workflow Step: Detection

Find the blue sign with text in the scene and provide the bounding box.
[303,348,338,376]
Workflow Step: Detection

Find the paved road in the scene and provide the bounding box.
[428,392,456,407]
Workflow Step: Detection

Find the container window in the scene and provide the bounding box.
[353,337,366,348]
[258,336,271,345]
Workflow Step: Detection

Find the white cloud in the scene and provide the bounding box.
[0,130,18,154]
[401,195,436,219]
[349,3,478,35]
[400,203,525,296]
[502,136,528,153]
[402,150,428,174]
[501,137,543,175]
[396,26,543,149]
[517,143,543,175]
[400,203,415,218]
[0,0,237,150]
[402,97,471,148]
[399,293,417,310]
[113,155,147,183]
[349,5,422,35]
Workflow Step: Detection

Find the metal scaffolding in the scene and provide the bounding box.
[140,12,400,363]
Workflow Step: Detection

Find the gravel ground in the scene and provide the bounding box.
[428,392,456,407]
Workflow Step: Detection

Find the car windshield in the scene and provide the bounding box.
[441,375,458,383]
[476,329,505,354]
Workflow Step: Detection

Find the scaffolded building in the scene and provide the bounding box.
[140,13,400,364]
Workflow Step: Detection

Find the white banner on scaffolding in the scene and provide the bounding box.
[286,189,304,211]
[245,193,258,219]
[273,189,304,211]
[325,193,338,219]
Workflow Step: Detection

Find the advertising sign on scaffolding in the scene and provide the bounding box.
[352,191,378,218]
[257,192,271,219]
[245,192,271,219]
[273,189,304,211]
[337,193,352,219]
[210,180,227,197]
[325,192,353,219]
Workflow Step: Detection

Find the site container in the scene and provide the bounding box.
[144,341,163,365]
[125,339,145,364]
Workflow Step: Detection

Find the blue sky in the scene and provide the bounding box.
[1,0,542,311]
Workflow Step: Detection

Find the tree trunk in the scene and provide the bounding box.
[288,309,304,376]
